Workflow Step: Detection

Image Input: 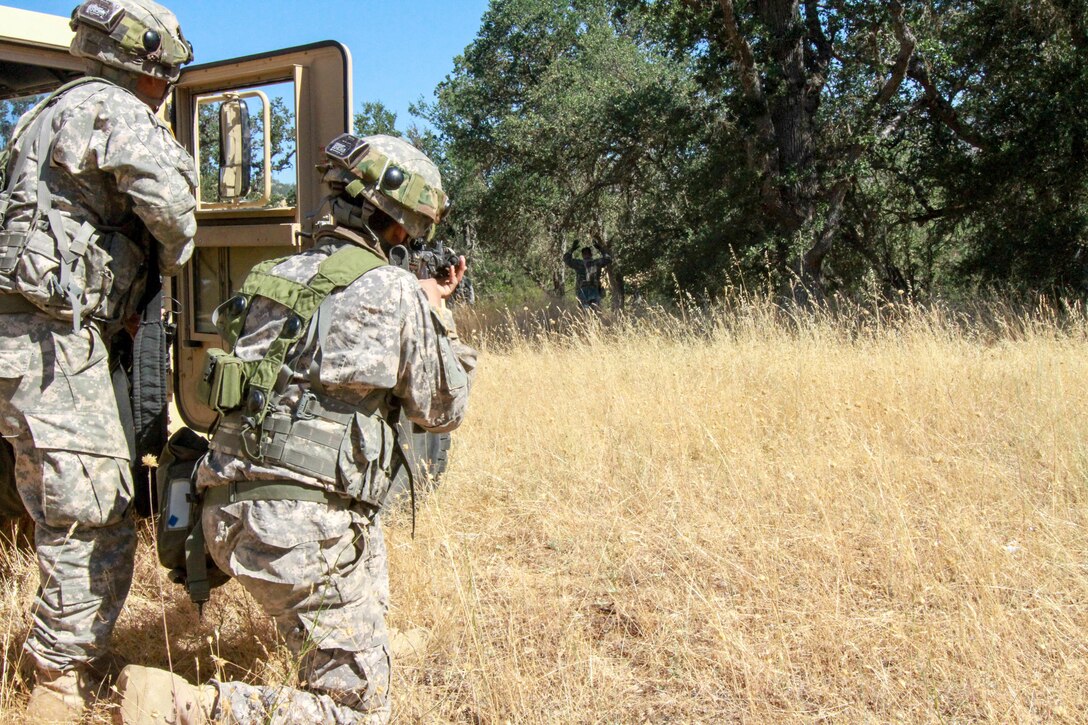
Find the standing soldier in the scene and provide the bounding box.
[0,0,195,721]
[563,239,613,309]
[116,134,476,724]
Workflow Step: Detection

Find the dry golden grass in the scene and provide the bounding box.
[3,298,1088,723]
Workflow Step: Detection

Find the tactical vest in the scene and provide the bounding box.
[199,242,421,509]
[0,77,146,332]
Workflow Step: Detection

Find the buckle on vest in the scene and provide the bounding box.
[296,391,318,421]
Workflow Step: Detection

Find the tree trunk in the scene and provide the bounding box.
[756,0,814,236]
[608,267,625,310]
[551,266,566,299]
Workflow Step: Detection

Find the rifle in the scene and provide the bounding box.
[388,239,461,282]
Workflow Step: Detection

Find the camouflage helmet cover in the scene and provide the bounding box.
[323,133,449,241]
[69,0,193,82]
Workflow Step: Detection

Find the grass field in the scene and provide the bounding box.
[2,298,1088,723]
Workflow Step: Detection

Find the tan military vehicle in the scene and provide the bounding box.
[0,5,449,491]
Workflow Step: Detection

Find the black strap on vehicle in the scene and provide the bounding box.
[130,283,171,516]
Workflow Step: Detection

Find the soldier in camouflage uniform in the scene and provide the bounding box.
[116,134,475,724]
[0,1,195,721]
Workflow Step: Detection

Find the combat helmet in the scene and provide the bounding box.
[323,133,450,241]
[69,0,193,83]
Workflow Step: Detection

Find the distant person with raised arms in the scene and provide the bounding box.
[564,239,612,309]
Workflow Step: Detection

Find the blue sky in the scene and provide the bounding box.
[14,0,490,129]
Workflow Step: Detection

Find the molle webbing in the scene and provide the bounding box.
[233,244,385,427]
[211,391,381,483]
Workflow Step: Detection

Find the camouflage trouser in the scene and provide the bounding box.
[202,498,391,724]
[0,312,135,671]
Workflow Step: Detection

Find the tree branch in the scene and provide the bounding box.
[717,0,781,214]
[874,1,915,107]
[908,56,991,151]
[718,0,765,104]
[717,0,777,157]
[803,0,833,83]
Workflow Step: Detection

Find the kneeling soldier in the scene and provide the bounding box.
[116,134,476,724]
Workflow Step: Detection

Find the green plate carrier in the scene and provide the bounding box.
[201,244,385,424]
[180,244,390,610]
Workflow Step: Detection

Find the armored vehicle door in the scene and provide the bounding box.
[170,43,451,483]
[169,42,351,431]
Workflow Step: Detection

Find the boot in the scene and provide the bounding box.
[113,665,217,725]
[26,667,91,725]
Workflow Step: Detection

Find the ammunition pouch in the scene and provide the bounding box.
[155,427,227,607]
[1,224,146,328]
[197,348,246,413]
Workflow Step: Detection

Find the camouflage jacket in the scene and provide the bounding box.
[199,230,477,491]
[2,78,196,309]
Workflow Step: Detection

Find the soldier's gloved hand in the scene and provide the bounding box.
[419,256,467,307]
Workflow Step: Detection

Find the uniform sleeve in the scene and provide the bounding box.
[55,90,197,276]
[318,268,476,433]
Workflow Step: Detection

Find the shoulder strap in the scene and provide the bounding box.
[239,245,385,427]
[1,77,108,331]
[2,77,103,197]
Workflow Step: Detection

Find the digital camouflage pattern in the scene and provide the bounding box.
[0,76,196,674]
[0,314,135,670]
[199,232,476,491]
[4,78,197,259]
[197,227,476,723]
[1,78,196,327]
[204,502,391,725]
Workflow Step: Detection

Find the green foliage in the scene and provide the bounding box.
[354,101,401,137]
[0,96,40,148]
[417,0,710,301]
[910,0,1088,290]
[371,0,1088,301]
